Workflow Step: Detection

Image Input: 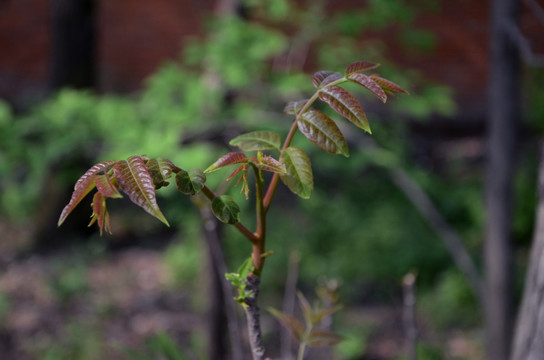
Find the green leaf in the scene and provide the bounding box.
[283,99,308,115]
[94,174,123,198]
[175,169,206,195]
[298,110,349,157]
[88,192,111,235]
[369,74,409,95]
[229,131,282,151]
[267,307,305,342]
[345,61,379,75]
[307,330,344,347]
[113,156,169,226]
[348,73,387,103]
[237,257,255,280]
[58,160,116,226]
[211,195,241,224]
[205,152,248,173]
[280,147,313,199]
[312,71,342,89]
[255,155,287,174]
[318,85,371,133]
[146,158,178,189]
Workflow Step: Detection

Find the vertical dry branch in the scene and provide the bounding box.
[486,0,520,357]
[198,202,244,360]
[511,142,544,360]
[244,274,265,360]
[403,272,418,360]
[281,251,300,360]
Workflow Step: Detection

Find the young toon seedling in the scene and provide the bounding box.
[57,60,407,360]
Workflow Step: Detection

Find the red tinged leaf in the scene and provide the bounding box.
[318,86,371,133]
[312,71,342,89]
[344,61,379,75]
[369,74,409,95]
[297,292,314,327]
[88,192,111,235]
[267,307,305,342]
[113,156,169,226]
[94,174,123,198]
[298,109,349,157]
[256,155,287,174]
[204,152,248,173]
[58,160,116,226]
[348,73,387,103]
[283,99,308,115]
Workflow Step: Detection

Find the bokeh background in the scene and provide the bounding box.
[0,0,543,359]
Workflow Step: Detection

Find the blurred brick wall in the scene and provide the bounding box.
[0,0,541,110]
[0,0,214,107]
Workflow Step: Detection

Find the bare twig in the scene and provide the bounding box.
[348,136,484,306]
[403,272,418,360]
[198,203,244,360]
[388,167,484,306]
[281,250,300,360]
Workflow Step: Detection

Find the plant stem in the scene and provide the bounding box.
[244,274,265,360]
[251,164,266,273]
[201,185,259,244]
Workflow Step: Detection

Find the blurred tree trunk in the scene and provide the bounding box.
[512,142,544,360]
[49,0,96,90]
[485,0,520,359]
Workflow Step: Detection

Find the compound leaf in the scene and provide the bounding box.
[211,195,240,224]
[283,99,308,115]
[348,73,387,103]
[175,169,206,195]
[298,110,349,157]
[345,61,379,75]
[267,307,305,342]
[205,152,248,174]
[229,131,282,151]
[312,71,342,89]
[370,74,409,95]
[58,160,116,226]
[319,86,371,133]
[114,156,169,226]
[280,147,313,199]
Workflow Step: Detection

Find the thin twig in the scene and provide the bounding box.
[199,205,245,360]
[281,250,300,360]
[388,167,484,306]
[403,272,418,360]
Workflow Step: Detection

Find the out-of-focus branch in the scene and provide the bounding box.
[403,272,418,360]
[388,167,484,306]
[280,250,300,360]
